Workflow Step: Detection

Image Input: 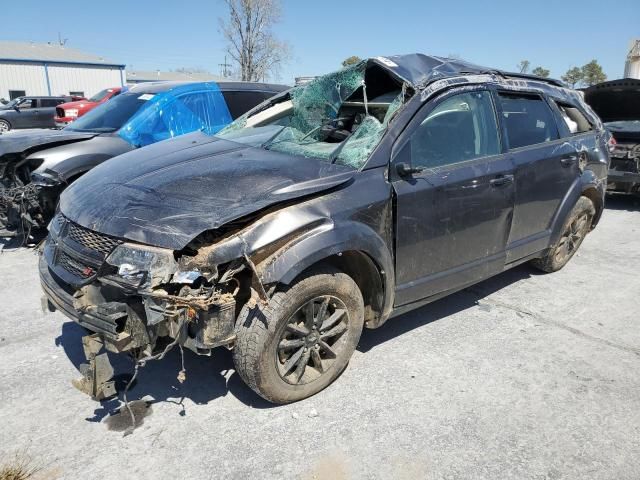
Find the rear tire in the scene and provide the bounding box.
[233,266,364,404]
[0,119,11,132]
[531,196,595,273]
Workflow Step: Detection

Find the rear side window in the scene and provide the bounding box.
[41,99,63,107]
[410,90,501,169]
[553,101,593,134]
[498,93,559,149]
[222,90,274,119]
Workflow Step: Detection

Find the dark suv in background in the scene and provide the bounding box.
[40,55,608,405]
[584,78,640,195]
[0,96,79,131]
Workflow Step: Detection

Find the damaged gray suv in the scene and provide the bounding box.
[40,55,609,404]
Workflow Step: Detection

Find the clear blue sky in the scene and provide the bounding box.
[3,0,638,84]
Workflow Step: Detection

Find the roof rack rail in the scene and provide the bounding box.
[500,71,565,88]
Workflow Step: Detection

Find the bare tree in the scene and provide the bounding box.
[219,0,290,81]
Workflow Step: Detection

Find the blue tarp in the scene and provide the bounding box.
[119,82,232,147]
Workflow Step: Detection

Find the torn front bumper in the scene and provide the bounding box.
[40,245,237,356]
[40,254,127,341]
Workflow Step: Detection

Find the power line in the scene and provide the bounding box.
[218,55,232,77]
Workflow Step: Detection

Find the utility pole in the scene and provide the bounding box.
[218,55,232,78]
[57,32,68,46]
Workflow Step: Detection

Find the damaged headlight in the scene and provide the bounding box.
[106,243,177,287]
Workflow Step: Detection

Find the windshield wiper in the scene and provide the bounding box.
[328,132,355,164]
[260,126,287,149]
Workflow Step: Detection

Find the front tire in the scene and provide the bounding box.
[233,266,364,404]
[0,119,11,132]
[531,196,595,273]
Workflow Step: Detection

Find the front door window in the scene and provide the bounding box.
[411,91,500,169]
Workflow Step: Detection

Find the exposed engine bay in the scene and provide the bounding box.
[0,131,104,238]
[607,134,640,193]
[0,151,62,237]
[583,79,640,194]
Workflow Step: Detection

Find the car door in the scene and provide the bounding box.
[392,88,515,306]
[495,92,581,262]
[11,97,38,128]
[37,98,63,127]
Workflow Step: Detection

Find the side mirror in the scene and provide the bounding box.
[396,162,425,177]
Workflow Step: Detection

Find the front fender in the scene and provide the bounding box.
[257,219,395,320]
[32,152,115,182]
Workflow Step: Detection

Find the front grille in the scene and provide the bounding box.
[57,250,95,279]
[56,107,65,118]
[66,221,121,257]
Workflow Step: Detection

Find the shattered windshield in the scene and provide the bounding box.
[215,61,406,168]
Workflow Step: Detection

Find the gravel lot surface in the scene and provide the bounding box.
[1,196,639,480]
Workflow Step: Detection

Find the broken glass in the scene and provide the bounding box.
[216,61,405,169]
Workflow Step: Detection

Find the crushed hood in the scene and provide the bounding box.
[584,78,640,123]
[60,132,354,250]
[0,129,97,159]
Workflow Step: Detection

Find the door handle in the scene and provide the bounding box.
[489,174,514,187]
[560,155,578,167]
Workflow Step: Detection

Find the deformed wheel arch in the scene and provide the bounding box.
[257,221,395,329]
[581,185,604,228]
[305,250,386,329]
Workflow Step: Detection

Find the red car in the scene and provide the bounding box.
[54,87,122,127]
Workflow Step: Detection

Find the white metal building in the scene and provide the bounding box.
[624,39,640,80]
[0,41,125,101]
